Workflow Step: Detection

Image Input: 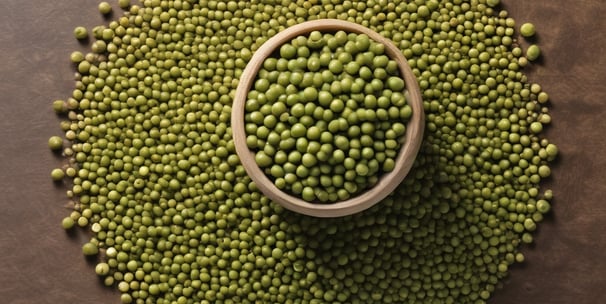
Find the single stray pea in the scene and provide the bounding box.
[51,168,65,181]
[526,44,541,61]
[515,252,526,263]
[73,26,88,40]
[69,51,84,63]
[98,2,112,15]
[520,23,536,38]
[52,100,66,113]
[48,136,63,150]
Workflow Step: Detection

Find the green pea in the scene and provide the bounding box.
[52,100,67,114]
[523,218,537,231]
[255,152,273,168]
[120,294,132,304]
[520,23,536,38]
[526,44,541,61]
[51,168,65,181]
[355,163,369,176]
[302,87,318,102]
[301,186,315,201]
[537,199,551,213]
[290,123,307,138]
[538,91,550,104]
[95,262,110,276]
[98,2,112,14]
[70,51,84,63]
[73,26,88,40]
[301,153,317,167]
[48,136,63,150]
[82,242,98,256]
[530,121,543,133]
[486,0,500,7]
[344,61,360,75]
[118,0,130,9]
[538,165,551,178]
[328,60,343,74]
[386,76,405,91]
[61,217,75,230]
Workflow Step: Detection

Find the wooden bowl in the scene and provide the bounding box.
[232,19,424,217]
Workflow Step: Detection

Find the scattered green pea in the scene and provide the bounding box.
[51,168,65,181]
[516,252,526,263]
[69,51,84,63]
[52,100,66,114]
[527,44,541,61]
[520,23,536,38]
[98,2,112,15]
[61,217,75,230]
[73,26,88,40]
[48,136,63,150]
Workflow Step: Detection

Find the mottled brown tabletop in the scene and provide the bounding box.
[1,1,605,303]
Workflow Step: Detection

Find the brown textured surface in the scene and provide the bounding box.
[0,1,604,303]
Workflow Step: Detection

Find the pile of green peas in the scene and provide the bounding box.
[49,0,558,303]
[245,30,412,203]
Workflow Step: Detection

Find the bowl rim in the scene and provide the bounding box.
[231,19,425,217]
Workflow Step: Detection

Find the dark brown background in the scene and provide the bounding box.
[1,1,604,303]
